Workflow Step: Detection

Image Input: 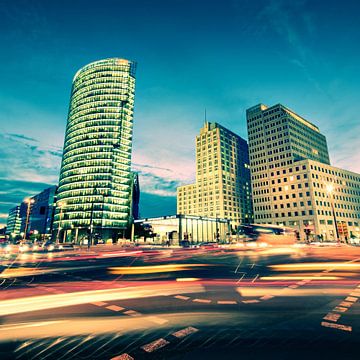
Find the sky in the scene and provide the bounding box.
[1,0,360,227]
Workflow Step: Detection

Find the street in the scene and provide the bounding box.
[0,244,359,359]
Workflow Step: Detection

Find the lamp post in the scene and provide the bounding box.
[56,201,66,244]
[326,183,340,245]
[23,198,34,241]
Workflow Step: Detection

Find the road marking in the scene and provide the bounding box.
[106,305,125,312]
[345,296,358,302]
[339,301,353,308]
[193,298,211,303]
[297,280,307,285]
[242,299,260,304]
[252,274,259,283]
[174,295,190,300]
[321,321,352,332]
[124,310,141,316]
[111,353,134,360]
[92,301,107,307]
[141,338,169,353]
[217,300,237,304]
[334,306,348,312]
[172,326,199,338]
[349,291,360,297]
[145,316,168,325]
[323,313,341,322]
[260,295,274,300]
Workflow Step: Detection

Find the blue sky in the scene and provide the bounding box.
[1,0,360,226]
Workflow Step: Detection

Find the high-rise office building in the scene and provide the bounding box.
[247,103,360,241]
[177,122,253,228]
[6,205,21,236]
[54,58,137,242]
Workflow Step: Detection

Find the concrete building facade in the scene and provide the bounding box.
[247,103,360,241]
[177,122,253,229]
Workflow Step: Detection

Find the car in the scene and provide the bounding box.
[19,242,34,253]
[199,242,219,249]
[56,243,74,250]
[0,242,14,253]
[42,241,55,251]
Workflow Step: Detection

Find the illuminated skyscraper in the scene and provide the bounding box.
[54,58,136,242]
[177,122,253,228]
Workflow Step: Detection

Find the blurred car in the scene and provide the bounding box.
[0,242,14,253]
[56,243,74,250]
[42,241,55,251]
[199,242,219,249]
[19,242,34,253]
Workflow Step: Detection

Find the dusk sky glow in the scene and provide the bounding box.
[1,0,360,226]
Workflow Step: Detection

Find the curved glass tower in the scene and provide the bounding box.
[54,58,136,242]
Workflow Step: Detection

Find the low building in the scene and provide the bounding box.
[134,214,231,245]
[254,159,360,241]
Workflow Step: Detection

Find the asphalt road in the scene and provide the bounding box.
[0,244,359,359]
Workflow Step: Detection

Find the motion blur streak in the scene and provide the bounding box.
[108,264,210,274]
[237,287,350,297]
[0,312,234,341]
[270,262,360,271]
[260,276,341,280]
[176,278,201,282]
[0,283,204,316]
[0,265,103,278]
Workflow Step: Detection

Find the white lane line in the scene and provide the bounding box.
[217,300,237,305]
[174,295,190,301]
[92,301,108,307]
[106,305,125,312]
[111,353,134,360]
[193,298,211,304]
[172,326,199,338]
[339,301,353,308]
[260,295,274,301]
[252,274,259,283]
[141,338,169,353]
[321,321,352,332]
[123,310,141,316]
[349,291,360,297]
[334,306,348,313]
[345,296,358,302]
[323,313,341,322]
[242,299,260,304]
[145,316,168,325]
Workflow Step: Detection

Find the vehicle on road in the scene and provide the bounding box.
[19,242,34,253]
[42,241,55,251]
[237,224,297,246]
[0,242,14,253]
[56,243,75,250]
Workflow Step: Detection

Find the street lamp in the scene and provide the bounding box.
[23,198,34,240]
[326,183,340,245]
[56,201,66,244]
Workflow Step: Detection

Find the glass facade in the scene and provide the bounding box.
[54,58,136,240]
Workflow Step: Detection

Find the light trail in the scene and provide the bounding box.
[108,264,210,274]
[0,283,204,316]
[270,262,360,271]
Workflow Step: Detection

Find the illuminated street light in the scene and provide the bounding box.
[326,182,340,244]
[23,198,34,240]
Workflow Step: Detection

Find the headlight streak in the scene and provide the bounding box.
[108,264,210,275]
[0,283,205,316]
[270,262,360,271]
